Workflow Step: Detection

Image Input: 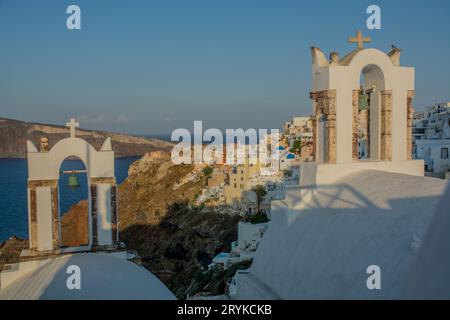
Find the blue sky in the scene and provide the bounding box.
[0,0,449,135]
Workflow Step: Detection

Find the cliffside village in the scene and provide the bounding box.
[197,116,313,212]
[188,101,450,274]
[134,116,314,274]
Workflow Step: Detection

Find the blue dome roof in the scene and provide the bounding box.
[286,153,295,159]
[278,146,286,150]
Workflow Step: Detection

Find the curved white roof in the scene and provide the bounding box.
[234,170,450,299]
[0,253,175,300]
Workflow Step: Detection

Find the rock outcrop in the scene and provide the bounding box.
[121,203,241,298]
[118,155,242,298]
[60,200,89,247]
[119,153,208,228]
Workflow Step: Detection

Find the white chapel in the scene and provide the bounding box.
[231,32,450,300]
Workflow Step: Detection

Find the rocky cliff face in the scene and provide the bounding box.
[118,153,242,298]
[119,152,207,228]
[0,117,173,158]
[60,200,89,247]
[121,204,241,298]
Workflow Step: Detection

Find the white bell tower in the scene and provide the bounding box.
[302,31,424,185]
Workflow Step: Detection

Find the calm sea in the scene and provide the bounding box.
[0,157,139,243]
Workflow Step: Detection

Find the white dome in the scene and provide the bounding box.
[0,253,175,300]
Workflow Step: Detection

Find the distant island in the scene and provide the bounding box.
[0,117,174,158]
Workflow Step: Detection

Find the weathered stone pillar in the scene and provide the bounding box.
[90,184,98,247]
[380,90,393,161]
[90,177,117,248]
[51,186,60,250]
[407,90,416,160]
[310,115,317,161]
[28,179,59,252]
[29,188,38,251]
[367,109,371,158]
[310,90,337,164]
[352,90,359,160]
[326,113,337,164]
[111,185,118,244]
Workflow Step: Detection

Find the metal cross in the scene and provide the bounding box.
[348,30,371,49]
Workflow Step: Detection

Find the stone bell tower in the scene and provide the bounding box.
[303,31,423,185]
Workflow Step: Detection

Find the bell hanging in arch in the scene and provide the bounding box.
[358,89,369,111]
[67,173,80,191]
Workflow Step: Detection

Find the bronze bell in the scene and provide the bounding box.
[67,173,80,191]
[358,90,369,111]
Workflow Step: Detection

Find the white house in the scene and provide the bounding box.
[413,102,450,176]
[209,221,269,271]
[415,139,450,174]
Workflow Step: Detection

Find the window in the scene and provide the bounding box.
[441,147,449,160]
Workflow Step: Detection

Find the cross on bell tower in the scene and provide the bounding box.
[66,118,79,138]
[348,30,371,49]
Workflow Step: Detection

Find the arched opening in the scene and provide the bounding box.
[355,64,385,161]
[58,156,90,248]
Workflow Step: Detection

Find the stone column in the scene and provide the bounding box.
[51,186,60,250]
[352,90,359,160]
[90,184,98,247]
[310,115,317,161]
[90,177,117,248]
[29,188,38,251]
[380,90,393,161]
[326,112,337,164]
[310,90,337,164]
[407,90,416,160]
[28,179,59,252]
[366,108,370,159]
[111,185,118,244]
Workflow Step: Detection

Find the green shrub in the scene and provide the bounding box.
[202,166,213,178]
[249,212,269,224]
